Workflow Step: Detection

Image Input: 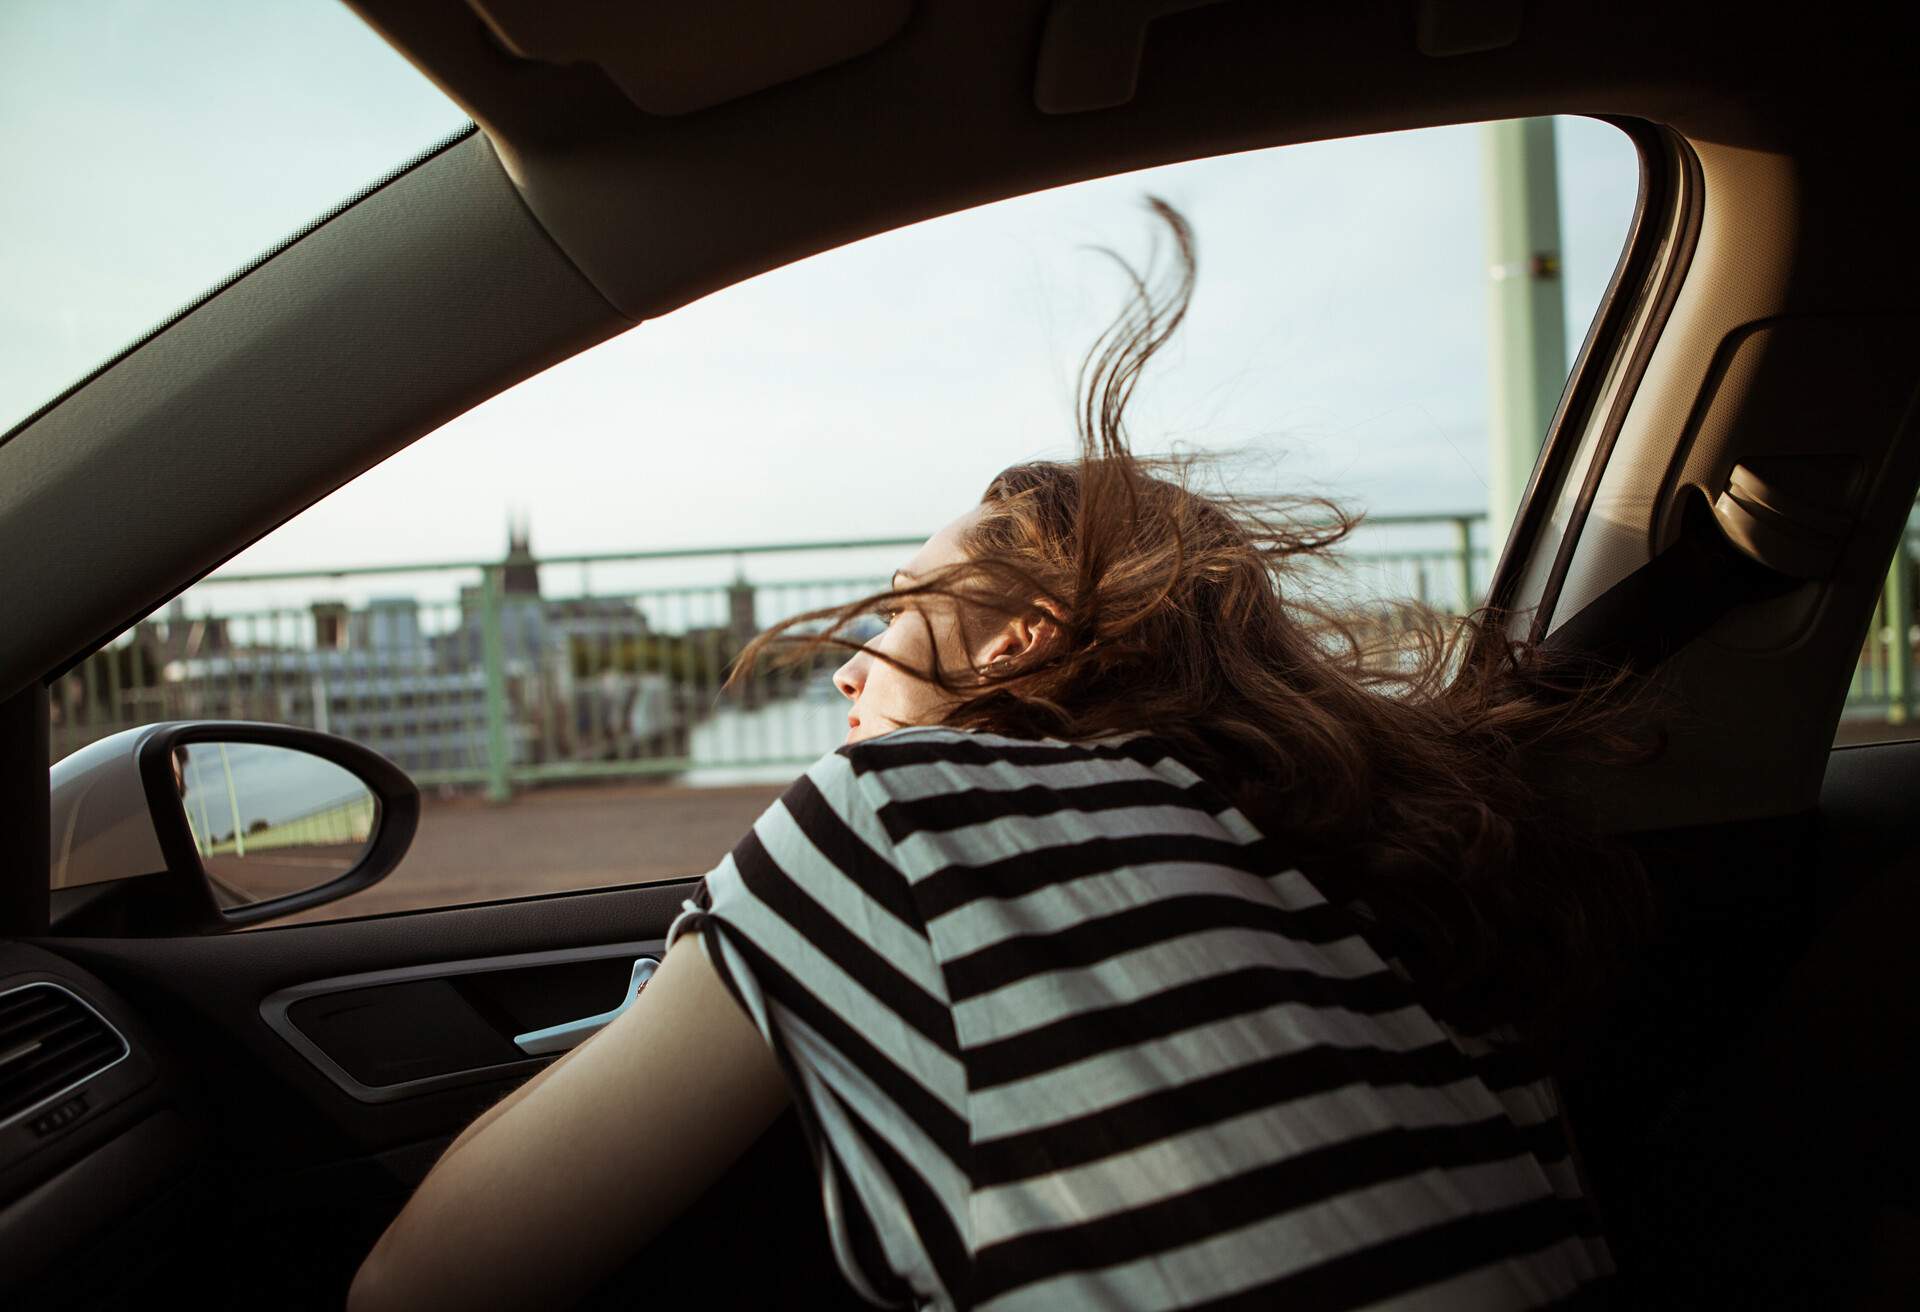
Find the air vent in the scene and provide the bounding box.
[0,982,131,1126]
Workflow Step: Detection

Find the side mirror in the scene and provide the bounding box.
[50,721,419,935]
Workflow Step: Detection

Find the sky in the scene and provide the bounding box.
[2,1,1639,612]
[179,741,368,842]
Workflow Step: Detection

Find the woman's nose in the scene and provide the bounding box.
[834,650,867,701]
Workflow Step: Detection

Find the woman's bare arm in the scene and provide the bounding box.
[346,928,790,1312]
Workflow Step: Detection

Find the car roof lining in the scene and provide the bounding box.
[348,0,1788,323]
[460,0,916,119]
[3,1,1917,835]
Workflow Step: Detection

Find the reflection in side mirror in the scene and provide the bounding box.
[171,743,379,910]
[49,719,418,935]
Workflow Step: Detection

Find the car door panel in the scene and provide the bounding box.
[262,939,664,1104]
[27,880,693,1157]
[6,875,872,1309]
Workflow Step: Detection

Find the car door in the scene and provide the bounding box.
[2,868,852,1307]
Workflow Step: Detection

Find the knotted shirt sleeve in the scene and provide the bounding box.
[664,746,973,1309]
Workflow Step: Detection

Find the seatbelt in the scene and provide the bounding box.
[1542,485,1808,672]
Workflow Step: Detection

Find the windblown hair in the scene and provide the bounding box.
[729,198,1659,1053]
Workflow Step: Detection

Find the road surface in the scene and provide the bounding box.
[250,778,788,928]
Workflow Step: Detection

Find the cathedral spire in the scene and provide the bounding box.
[502,509,540,596]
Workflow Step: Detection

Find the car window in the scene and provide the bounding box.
[1843,515,1920,746]
[0,0,468,434]
[49,116,1648,928]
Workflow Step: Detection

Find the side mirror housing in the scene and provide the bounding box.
[49,721,419,935]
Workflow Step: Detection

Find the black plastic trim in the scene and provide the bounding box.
[0,1108,197,1294]
[0,682,49,937]
[258,939,665,1104]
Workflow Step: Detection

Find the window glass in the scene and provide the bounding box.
[0,0,468,433]
[50,117,1647,927]
[1840,514,1920,746]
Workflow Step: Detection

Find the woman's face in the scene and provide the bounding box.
[834,504,992,746]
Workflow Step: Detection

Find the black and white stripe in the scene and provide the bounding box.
[667,726,1614,1310]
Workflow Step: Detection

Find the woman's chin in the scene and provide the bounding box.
[844,721,888,746]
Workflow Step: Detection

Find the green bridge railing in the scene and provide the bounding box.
[49,513,1919,794]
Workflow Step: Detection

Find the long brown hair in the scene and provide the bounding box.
[729,198,1658,1051]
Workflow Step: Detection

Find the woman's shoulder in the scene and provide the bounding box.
[828,725,1222,838]
[841,723,1156,748]
[834,723,1168,776]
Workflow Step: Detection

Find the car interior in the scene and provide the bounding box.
[1,1,1916,1307]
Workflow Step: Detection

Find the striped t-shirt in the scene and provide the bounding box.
[664,725,1614,1310]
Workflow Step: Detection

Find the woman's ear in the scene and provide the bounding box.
[978,603,1067,670]
[1026,607,1067,662]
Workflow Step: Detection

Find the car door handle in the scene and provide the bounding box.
[513,957,659,1055]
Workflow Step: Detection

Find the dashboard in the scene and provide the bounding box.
[0,941,206,1299]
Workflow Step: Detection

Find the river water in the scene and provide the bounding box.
[679,675,848,786]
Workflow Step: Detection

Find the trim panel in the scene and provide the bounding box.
[259,938,665,1104]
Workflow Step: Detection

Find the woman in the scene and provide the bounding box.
[349,200,1651,1312]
